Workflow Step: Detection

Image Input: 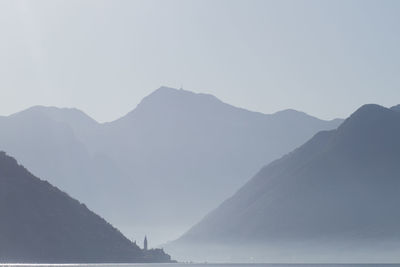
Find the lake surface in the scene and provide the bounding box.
[1,264,400,267]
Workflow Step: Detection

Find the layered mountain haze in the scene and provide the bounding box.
[171,104,400,262]
[0,152,171,263]
[0,106,123,214]
[0,87,342,244]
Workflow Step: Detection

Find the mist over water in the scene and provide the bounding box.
[2,265,400,267]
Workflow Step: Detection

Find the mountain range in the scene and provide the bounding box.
[169,104,400,263]
[0,151,171,263]
[0,86,342,244]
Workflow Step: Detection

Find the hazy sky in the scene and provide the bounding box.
[1,0,400,122]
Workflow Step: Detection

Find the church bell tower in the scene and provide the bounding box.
[144,235,148,251]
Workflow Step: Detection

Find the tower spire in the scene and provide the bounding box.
[144,235,148,251]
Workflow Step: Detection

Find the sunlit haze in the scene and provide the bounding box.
[1,0,400,122]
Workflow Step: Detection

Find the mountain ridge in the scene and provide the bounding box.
[169,103,400,262]
[7,87,342,126]
[0,86,344,245]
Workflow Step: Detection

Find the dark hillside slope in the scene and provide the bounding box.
[0,152,171,263]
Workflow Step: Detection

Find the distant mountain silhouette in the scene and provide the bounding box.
[391,104,400,112]
[170,104,400,262]
[0,87,342,244]
[0,152,171,263]
[0,105,122,216]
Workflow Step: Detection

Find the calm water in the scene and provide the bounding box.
[1,264,400,267]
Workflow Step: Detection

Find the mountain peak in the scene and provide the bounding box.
[353,103,387,114]
[11,105,98,125]
[114,87,224,123]
[145,86,220,103]
[339,104,395,128]
[151,86,182,95]
[273,108,306,116]
[272,109,313,120]
[139,86,222,110]
[334,103,400,142]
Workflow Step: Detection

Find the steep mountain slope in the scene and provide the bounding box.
[95,87,342,242]
[0,87,342,244]
[171,104,400,262]
[0,152,171,263]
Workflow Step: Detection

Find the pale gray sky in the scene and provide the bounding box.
[1,0,399,122]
